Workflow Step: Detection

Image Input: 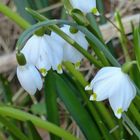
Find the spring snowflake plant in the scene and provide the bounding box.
[1,0,140,139]
[16,0,138,122]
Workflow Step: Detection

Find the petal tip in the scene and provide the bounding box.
[85,84,92,91]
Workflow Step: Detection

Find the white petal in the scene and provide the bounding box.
[21,35,41,65]
[108,77,127,119]
[90,67,121,87]
[121,75,136,111]
[28,65,43,91]
[36,47,51,76]
[85,84,92,91]
[47,35,63,70]
[17,65,41,95]
[62,26,88,63]
[92,74,120,101]
[69,0,97,14]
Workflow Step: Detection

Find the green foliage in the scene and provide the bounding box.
[0,1,140,140]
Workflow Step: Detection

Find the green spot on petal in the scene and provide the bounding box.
[57,64,63,74]
[40,68,47,76]
[92,93,97,100]
[91,8,99,15]
[117,108,123,114]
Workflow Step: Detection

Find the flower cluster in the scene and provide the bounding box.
[85,67,136,119]
[17,25,88,95]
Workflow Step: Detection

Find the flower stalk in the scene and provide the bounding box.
[0,106,79,140]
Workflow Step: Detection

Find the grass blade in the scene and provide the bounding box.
[55,73,101,140]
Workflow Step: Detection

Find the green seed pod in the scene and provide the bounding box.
[16,52,26,66]
[69,26,78,34]
[71,9,89,26]
[35,27,46,36]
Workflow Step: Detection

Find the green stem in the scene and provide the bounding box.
[115,11,131,62]
[21,8,103,68]
[0,106,79,140]
[0,116,29,140]
[16,18,119,67]
[122,113,140,139]
[25,8,119,67]
[64,62,119,139]
[0,2,30,29]
[129,103,140,125]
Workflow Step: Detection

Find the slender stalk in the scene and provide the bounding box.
[115,11,131,62]
[64,62,120,139]
[0,116,29,140]
[0,106,79,140]
[122,113,140,139]
[0,2,30,29]
[129,103,140,125]
[15,18,119,67]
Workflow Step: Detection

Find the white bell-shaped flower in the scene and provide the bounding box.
[17,64,43,95]
[69,0,99,15]
[21,35,51,76]
[44,35,63,74]
[21,34,63,75]
[51,25,88,68]
[85,67,136,119]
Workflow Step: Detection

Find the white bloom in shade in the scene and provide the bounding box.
[69,0,99,15]
[85,67,136,119]
[21,34,63,75]
[17,64,43,95]
[51,25,88,68]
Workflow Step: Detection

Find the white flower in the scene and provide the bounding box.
[69,0,99,15]
[45,35,63,74]
[51,25,88,68]
[17,64,43,95]
[21,34,63,75]
[85,67,136,119]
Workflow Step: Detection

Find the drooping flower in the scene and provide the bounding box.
[21,34,63,75]
[85,67,136,119]
[44,35,63,74]
[69,0,99,15]
[17,64,43,95]
[51,25,88,68]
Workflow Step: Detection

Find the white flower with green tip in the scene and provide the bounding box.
[21,34,63,75]
[17,64,43,95]
[85,67,136,119]
[51,25,88,68]
[69,0,99,15]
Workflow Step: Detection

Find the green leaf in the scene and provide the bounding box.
[26,121,42,140]
[0,116,29,140]
[0,106,78,140]
[0,74,12,103]
[55,73,101,140]
[134,28,140,71]
[12,0,36,24]
[44,71,61,140]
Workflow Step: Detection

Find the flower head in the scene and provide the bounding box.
[21,34,63,75]
[85,67,136,119]
[17,64,43,95]
[69,0,99,15]
[51,25,88,67]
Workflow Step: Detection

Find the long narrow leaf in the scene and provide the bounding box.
[44,71,61,140]
[26,121,42,140]
[55,73,101,140]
